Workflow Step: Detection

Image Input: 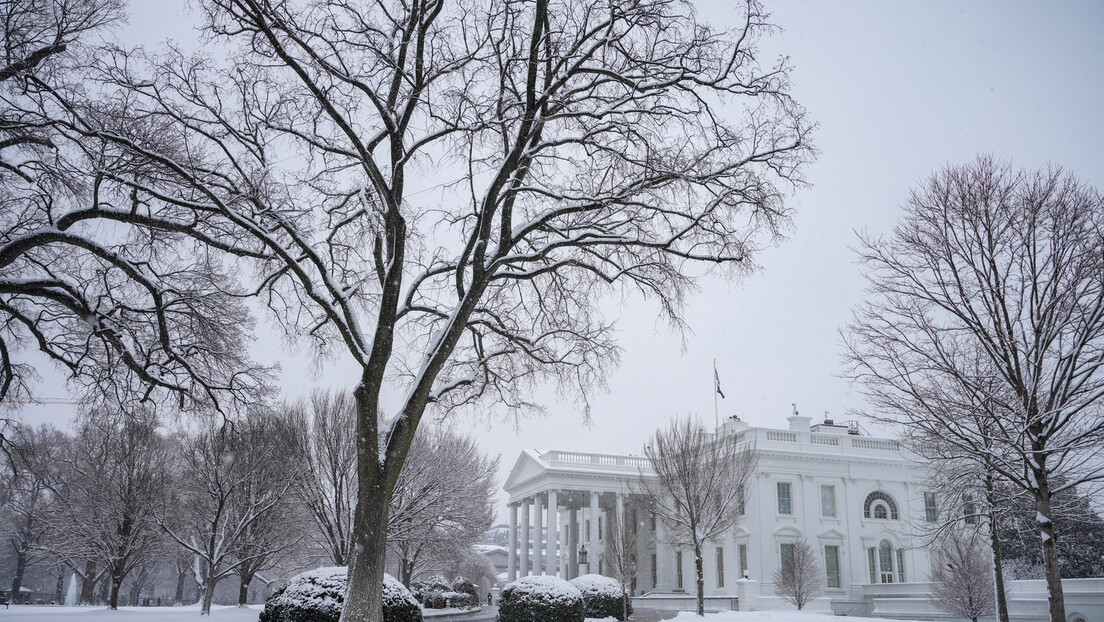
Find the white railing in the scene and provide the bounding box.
[766,430,797,443]
[810,434,840,446]
[851,437,900,451]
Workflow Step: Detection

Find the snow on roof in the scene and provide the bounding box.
[474,544,508,554]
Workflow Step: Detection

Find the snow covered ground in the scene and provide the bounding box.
[0,604,264,621]
[0,605,925,622]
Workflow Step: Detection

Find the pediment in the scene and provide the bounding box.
[818,528,846,540]
[773,525,803,538]
[503,449,549,494]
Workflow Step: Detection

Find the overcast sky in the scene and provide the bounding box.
[19,1,1104,519]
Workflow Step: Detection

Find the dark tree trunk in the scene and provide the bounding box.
[108,574,122,610]
[238,575,251,606]
[55,570,64,603]
[200,565,219,616]
[174,567,187,604]
[11,547,26,602]
[1032,467,1065,622]
[400,557,414,588]
[343,473,390,622]
[985,475,1010,622]
[79,561,97,605]
[693,542,704,617]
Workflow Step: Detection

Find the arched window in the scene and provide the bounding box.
[878,540,894,583]
[863,490,899,520]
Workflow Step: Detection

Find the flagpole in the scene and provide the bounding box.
[713,358,719,431]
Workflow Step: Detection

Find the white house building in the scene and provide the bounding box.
[502,412,936,610]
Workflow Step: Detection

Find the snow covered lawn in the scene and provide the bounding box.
[664,612,917,622]
[0,603,264,621]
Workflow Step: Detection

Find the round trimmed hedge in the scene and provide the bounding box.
[569,574,632,621]
[496,576,584,622]
[259,567,422,622]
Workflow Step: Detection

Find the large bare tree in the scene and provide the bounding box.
[771,538,823,611]
[2,422,64,600]
[928,529,996,622]
[637,417,756,616]
[844,156,1104,622]
[58,0,812,619]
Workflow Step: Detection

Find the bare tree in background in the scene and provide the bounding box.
[2,422,64,599]
[387,427,498,587]
[55,408,167,610]
[637,417,756,616]
[771,539,823,611]
[163,412,301,615]
[61,0,813,618]
[600,496,637,621]
[844,157,1104,622]
[929,529,996,622]
[290,390,358,566]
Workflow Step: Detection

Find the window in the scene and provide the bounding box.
[878,540,895,583]
[777,482,792,515]
[924,492,938,522]
[716,547,725,588]
[650,513,657,532]
[863,490,899,520]
[598,516,604,539]
[824,545,841,589]
[738,544,748,579]
[821,485,837,517]
[896,549,906,583]
[676,551,684,589]
[867,548,877,584]
[780,542,795,574]
[650,553,657,587]
[737,488,746,516]
[963,493,978,525]
[585,519,591,538]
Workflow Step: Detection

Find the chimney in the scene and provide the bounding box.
[787,403,811,432]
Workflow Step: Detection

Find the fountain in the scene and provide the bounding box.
[64,573,79,606]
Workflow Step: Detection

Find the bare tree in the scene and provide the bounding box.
[163,411,300,615]
[61,0,813,619]
[387,427,498,587]
[637,417,756,616]
[771,539,823,611]
[54,408,167,610]
[601,496,637,622]
[844,156,1104,622]
[2,422,64,599]
[929,529,996,622]
[290,390,358,566]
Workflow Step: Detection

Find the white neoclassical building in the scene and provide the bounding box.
[502,412,936,609]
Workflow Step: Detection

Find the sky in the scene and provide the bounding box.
[17,1,1104,520]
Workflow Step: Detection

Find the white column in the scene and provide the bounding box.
[548,489,559,578]
[535,494,545,575]
[508,503,518,582]
[589,491,600,574]
[568,508,579,579]
[520,497,530,576]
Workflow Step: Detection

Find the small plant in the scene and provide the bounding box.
[259,567,422,622]
[570,574,632,621]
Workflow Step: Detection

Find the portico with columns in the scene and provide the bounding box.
[504,449,651,583]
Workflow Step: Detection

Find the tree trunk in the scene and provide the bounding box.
[1033,473,1065,622]
[341,476,390,622]
[985,476,1009,622]
[55,570,64,603]
[693,542,704,617]
[79,561,97,605]
[201,577,217,616]
[108,574,122,610]
[238,575,250,606]
[11,547,26,602]
[174,567,187,604]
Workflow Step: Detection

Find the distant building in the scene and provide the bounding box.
[502,413,933,609]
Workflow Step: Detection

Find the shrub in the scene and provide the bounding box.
[259,567,422,622]
[496,576,584,622]
[569,574,632,621]
[443,591,479,609]
[421,591,446,609]
[451,577,478,598]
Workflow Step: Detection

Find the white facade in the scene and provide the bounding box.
[502,414,935,605]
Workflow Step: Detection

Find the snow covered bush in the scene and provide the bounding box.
[452,577,478,598]
[259,567,422,622]
[570,574,632,620]
[496,576,585,622]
